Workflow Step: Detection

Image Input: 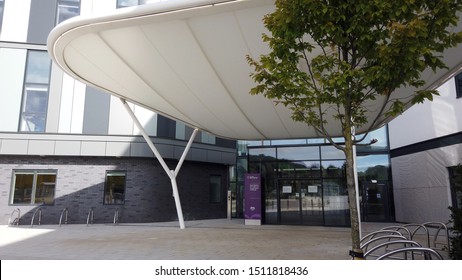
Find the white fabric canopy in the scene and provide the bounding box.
[47,0,462,140]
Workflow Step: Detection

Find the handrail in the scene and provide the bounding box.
[30,207,42,227]
[86,207,94,226]
[59,208,69,226]
[113,208,119,225]
[8,208,20,226]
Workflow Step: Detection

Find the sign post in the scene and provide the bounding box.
[244,173,261,226]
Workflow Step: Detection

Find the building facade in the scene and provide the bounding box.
[234,126,394,226]
[0,0,236,225]
[388,74,462,224]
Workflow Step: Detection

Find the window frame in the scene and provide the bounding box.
[10,170,57,206]
[18,50,52,133]
[56,0,81,25]
[104,171,127,205]
[0,0,5,35]
[455,72,462,99]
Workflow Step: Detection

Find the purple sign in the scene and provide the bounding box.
[244,173,261,220]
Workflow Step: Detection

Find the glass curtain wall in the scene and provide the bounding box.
[236,126,394,226]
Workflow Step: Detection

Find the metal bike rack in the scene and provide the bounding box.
[59,208,69,226]
[113,208,119,225]
[86,207,94,226]
[423,222,451,254]
[8,208,21,226]
[30,207,42,227]
[377,247,443,260]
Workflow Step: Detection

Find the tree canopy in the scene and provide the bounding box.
[247,0,462,256]
[248,0,462,147]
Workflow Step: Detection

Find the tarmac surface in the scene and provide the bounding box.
[0,219,426,260]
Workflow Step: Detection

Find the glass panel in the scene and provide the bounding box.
[12,174,34,204]
[270,139,307,146]
[35,174,56,205]
[0,0,4,33]
[323,179,349,226]
[264,179,278,224]
[249,147,276,161]
[321,145,345,160]
[277,146,319,160]
[278,161,295,178]
[356,155,390,182]
[300,180,323,225]
[356,126,389,153]
[20,87,48,132]
[117,0,140,7]
[104,172,126,204]
[25,51,51,84]
[322,160,346,178]
[209,175,221,203]
[56,0,80,24]
[279,180,300,225]
[295,161,321,179]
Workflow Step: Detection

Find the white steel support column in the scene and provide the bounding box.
[120,98,198,229]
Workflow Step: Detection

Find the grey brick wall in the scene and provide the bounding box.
[0,156,228,225]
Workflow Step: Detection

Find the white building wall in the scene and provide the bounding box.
[0,0,31,42]
[0,48,26,132]
[389,77,462,224]
[391,144,462,223]
[389,78,462,149]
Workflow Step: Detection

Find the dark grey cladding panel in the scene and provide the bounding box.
[27,0,57,44]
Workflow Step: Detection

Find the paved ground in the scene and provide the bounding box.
[0,219,435,260]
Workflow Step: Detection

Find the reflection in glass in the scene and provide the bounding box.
[277,146,319,160]
[11,172,56,205]
[323,179,349,226]
[20,51,51,133]
[104,172,126,205]
[12,174,34,204]
[322,160,346,178]
[300,180,323,225]
[321,145,345,160]
[356,126,389,153]
[56,0,80,24]
[249,147,276,161]
[357,155,390,181]
[209,175,221,203]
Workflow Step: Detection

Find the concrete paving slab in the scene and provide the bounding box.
[0,219,438,260]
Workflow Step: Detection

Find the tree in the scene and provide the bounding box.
[247,0,462,258]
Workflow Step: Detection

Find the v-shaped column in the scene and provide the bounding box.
[120,98,198,229]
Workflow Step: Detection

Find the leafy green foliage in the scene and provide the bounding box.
[247,0,462,252]
[247,0,462,136]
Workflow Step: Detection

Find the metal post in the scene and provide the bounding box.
[120,98,198,229]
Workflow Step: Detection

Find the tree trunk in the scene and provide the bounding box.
[343,123,364,259]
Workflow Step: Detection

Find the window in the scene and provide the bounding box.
[449,166,462,209]
[19,51,52,132]
[455,72,462,99]
[0,0,5,34]
[11,171,57,205]
[104,171,126,205]
[117,0,146,8]
[56,0,80,24]
[210,175,222,203]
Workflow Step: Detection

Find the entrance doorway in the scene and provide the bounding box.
[361,181,391,222]
[279,179,323,225]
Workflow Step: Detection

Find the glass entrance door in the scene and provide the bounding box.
[300,180,323,225]
[361,181,390,222]
[279,179,323,225]
[279,179,300,225]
